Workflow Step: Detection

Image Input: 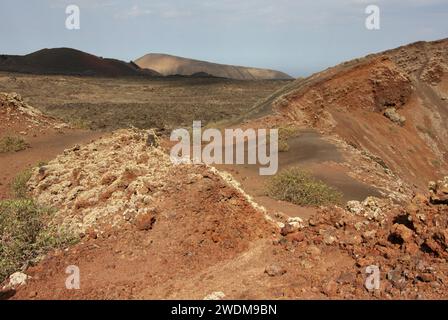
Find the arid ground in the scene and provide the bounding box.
[1,39,448,300]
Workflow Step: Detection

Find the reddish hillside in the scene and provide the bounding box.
[248,39,448,191]
[0,48,160,77]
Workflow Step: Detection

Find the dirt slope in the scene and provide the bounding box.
[0,48,160,77]
[246,39,448,191]
[4,130,448,300]
[134,53,293,80]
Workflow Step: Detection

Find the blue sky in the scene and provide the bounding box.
[0,0,447,76]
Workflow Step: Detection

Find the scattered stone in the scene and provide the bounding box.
[390,224,414,244]
[265,265,287,277]
[146,131,159,148]
[280,217,304,236]
[322,280,338,296]
[286,232,305,243]
[429,176,448,205]
[384,107,406,126]
[287,217,304,230]
[387,269,406,290]
[280,224,295,236]
[346,201,363,215]
[203,291,226,300]
[306,245,321,257]
[86,228,98,239]
[299,260,313,269]
[417,274,435,283]
[354,222,364,231]
[135,213,156,231]
[54,123,70,130]
[7,272,29,288]
[428,181,437,192]
[336,272,355,285]
[323,234,336,245]
[362,230,377,240]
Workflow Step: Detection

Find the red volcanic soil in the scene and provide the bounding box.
[0,130,102,200]
[9,177,448,300]
[247,39,448,192]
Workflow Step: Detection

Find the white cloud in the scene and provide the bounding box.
[115,5,152,19]
[49,0,119,9]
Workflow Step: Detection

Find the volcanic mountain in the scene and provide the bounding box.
[245,38,448,191]
[0,48,160,77]
[134,53,293,80]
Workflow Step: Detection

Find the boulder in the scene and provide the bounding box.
[384,107,406,126]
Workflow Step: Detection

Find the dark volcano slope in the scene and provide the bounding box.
[0,48,160,77]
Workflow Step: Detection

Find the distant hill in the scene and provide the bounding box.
[134,53,293,80]
[0,48,160,77]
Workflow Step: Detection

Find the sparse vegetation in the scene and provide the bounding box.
[0,168,77,283]
[0,136,29,153]
[1,75,288,131]
[0,199,77,283]
[267,167,343,206]
[36,160,48,168]
[277,125,298,152]
[69,118,90,130]
[11,169,32,199]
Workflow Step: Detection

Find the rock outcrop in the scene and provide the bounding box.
[0,92,68,131]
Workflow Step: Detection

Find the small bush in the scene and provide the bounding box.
[267,167,343,206]
[278,139,290,152]
[277,126,297,152]
[11,169,32,199]
[36,161,48,168]
[0,136,29,153]
[0,199,77,283]
[69,118,90,130]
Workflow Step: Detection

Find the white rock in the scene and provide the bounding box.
[203,291,226,300]
[8,272,29,288]
[287,217,304,230]
[346,200,363,215]
[54,123,70,130]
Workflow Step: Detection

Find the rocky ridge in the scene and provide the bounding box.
[0,92,68,132]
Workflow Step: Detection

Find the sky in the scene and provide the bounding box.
[0,0,447,77]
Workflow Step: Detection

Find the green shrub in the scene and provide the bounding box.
[267,167,343,206]
[36,161,48,168]
[69,118,90,130]
[277,126,297,152]
[11,169,32,199]
[0,136,29,153]
[278,139,290,152]
[0,199,77,283]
